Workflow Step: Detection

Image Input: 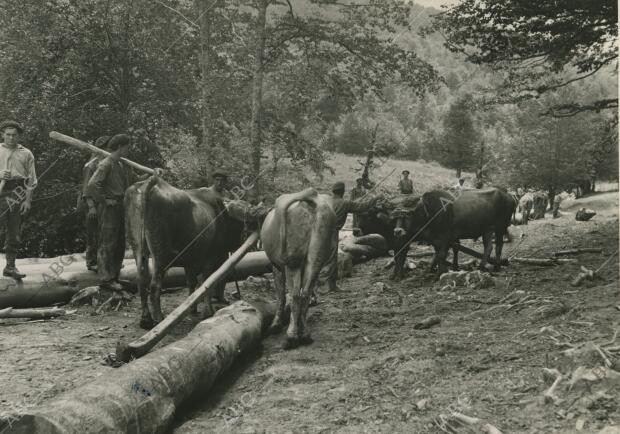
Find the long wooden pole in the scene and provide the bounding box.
[116,231,261,362]
[49,131,155,175]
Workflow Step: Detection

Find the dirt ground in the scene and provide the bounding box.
[1,190,619,434]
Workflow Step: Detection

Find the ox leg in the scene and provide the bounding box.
[390,243,409,281]
[479,232,493,272]
[185,268,199,316]
[148,262,165,325]
[494,229,505,272]
[138,253,154,330]
[283,266,303,350]
[269,266,287,334]
[436,244,450,276]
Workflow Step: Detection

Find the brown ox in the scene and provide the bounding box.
[125,176,243,329]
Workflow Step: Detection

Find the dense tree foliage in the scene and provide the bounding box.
[0,0,616,257]
[427,0,618,116]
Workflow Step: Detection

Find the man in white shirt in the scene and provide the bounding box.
[0,120,37,279]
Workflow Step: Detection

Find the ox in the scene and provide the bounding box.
[393,188,515,274]
[261,188,336,349]
[125,176,244,329]
[518,192,533,225]
[531,191,548,220]
[355,200,423,281]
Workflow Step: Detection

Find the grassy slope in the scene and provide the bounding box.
[270,153,471,197]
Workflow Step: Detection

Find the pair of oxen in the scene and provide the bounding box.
[126,177,514,349]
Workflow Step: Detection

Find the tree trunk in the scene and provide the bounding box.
[6,300,276,434]
[456,168,462,178]
[197,0,212,154]
[249,0,269,200]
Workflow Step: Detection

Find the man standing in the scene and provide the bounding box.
[77,135,110,272]
[454,178,465,191]
[0,120,37,279]
[318,182,374,294]
[398,170,413,194]
[349,178,366,230]
[208,171,230,199]
[552,192,563,218]
[86,134,134,291]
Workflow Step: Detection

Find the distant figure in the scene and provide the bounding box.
[349,178,366,230]
[398,170,413,194]
[552,192,563,218]
[78,135,111,272]
[454,178,465,191]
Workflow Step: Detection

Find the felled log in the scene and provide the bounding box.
[116,232,260,362]
[6,300,275,434]
[0,306,65,319]
[511,257,577,266]
[340,233,389,264]
[0,253,270,309]
[554,248,602,256]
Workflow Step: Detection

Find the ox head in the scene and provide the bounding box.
[392,191,453,241]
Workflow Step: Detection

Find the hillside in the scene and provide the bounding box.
[267,153,471,197]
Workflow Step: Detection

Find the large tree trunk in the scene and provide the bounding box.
[5,300,276,434]
[249,0,269,200]
[197,0,213,154]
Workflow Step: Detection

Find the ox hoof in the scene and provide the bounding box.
[282,337,301,350]
[139,318,155,330]
[269,322,284,335]
[299,335,314,346]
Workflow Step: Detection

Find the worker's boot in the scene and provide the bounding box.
[3,254,25,279]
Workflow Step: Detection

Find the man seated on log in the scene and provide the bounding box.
[86,134,138,291]
[0,120,37,280]
[77,135,111,272]
[317,181,376,294]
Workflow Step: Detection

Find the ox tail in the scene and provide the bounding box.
[142,175,160,254]
[276,188,319,263]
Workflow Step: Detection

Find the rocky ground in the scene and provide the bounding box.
[1,190,618,434]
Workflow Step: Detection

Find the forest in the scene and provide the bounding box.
[0,0,617,256]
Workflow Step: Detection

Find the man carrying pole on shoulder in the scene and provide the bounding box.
[78,135,110,272]
[0,120,37,280]
[86,134,135,291]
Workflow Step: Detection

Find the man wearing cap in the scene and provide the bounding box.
[318,181,374,294]
[349,178,366,230]
[398,170,413,194]
[0,120,37,279]
[78,135,110,272]
[86,134,135,291]
[207,171,230,200]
